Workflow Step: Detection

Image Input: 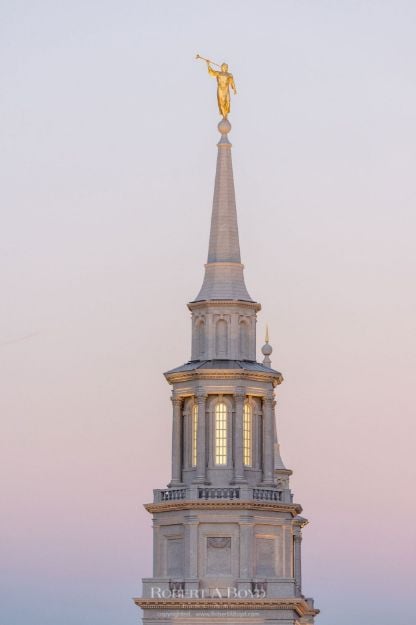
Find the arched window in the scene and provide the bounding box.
[196,320,205,358]
[239,320,249,359]
[243,403,252,467]
[215,402,227,465]
[192,403,198,467]
[216,319,228,357]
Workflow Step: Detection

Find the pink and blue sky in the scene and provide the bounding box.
[1,1,415,624]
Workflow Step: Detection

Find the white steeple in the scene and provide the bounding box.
[136,112,319,625]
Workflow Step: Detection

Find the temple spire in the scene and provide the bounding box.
[194,119,253,302]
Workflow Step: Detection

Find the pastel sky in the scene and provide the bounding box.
[1,2,415,624]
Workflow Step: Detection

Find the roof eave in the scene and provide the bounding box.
[164,366,283,386]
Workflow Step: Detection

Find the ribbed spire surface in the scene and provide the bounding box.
[194,119,253,302]
[207,128,240,263]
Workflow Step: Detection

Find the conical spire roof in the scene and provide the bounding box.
[193,119,253,302]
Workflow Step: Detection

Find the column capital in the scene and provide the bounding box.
[196,386,208,400]
[171,393,183,406]
[263,389,275,403]
[235,386,246,402]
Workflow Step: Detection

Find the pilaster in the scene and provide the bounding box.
[238,513,253,580]
[184,513,199,580]
[294,526,302,597]
[152,517,161,577]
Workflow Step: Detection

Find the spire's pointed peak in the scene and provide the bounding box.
[194,120,253,302]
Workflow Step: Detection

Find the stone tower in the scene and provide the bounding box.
[135,118,319,625]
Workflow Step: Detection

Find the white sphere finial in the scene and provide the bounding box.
[218,118,231,135]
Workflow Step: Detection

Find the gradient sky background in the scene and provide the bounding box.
[1,1,416,624]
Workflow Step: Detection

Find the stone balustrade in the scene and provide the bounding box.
[198,487,240,500]
[252,488,282,501]
[158,488,187,501]
[153,486,291,503]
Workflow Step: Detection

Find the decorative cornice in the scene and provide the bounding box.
[165,369,283,386]
[134,597,319,617]
[188,299,261,312]
[144,499,302,516]
[275,468,293,477]
[264,389,275,402]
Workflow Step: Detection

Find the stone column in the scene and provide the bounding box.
[182,403,190,471]
[262,391,275,485]
[294,528,302,597]
[233,387,247,483]
[169,394,183,486]
[194,387,207,483]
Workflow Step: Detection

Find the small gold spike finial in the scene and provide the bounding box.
[265,324,269,344]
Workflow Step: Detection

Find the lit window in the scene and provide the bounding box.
[243,403,252,467]
[215,402,227,465]
[192,403,198,467]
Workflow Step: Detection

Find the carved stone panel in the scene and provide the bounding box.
[215,318,228,357]
[167,538,184,577]
[255,537,276,577]
[206,537,232,575]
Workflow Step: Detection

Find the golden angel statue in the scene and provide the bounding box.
[196,55,237,118]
